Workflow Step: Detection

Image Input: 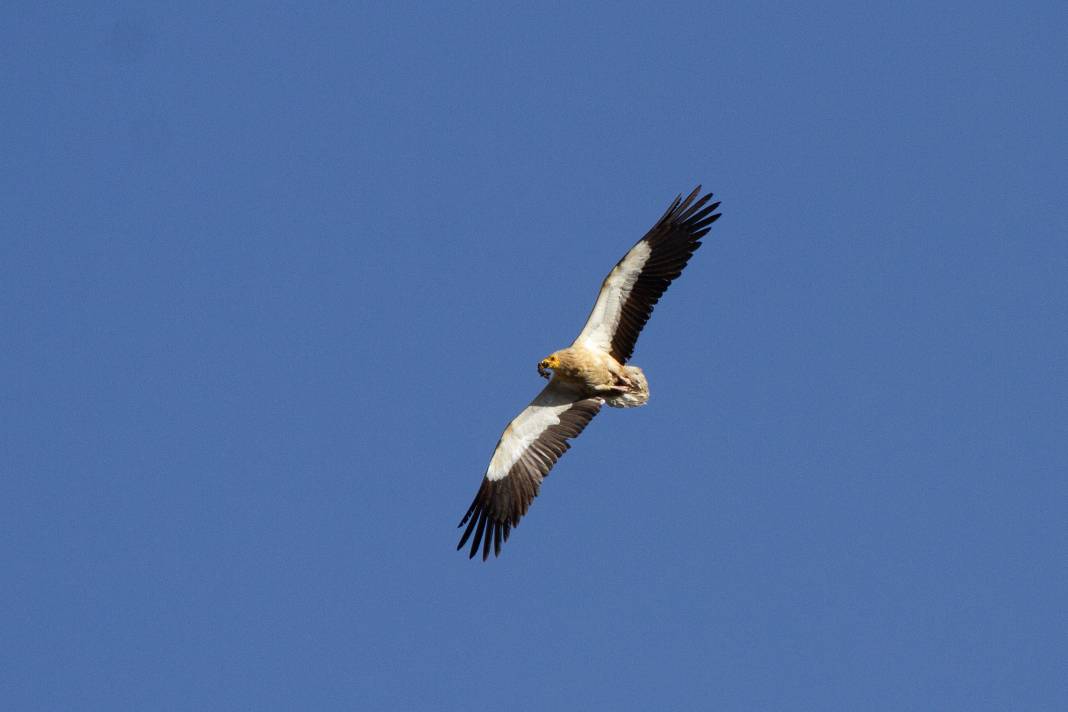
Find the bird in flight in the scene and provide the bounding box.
[457,187,722,560]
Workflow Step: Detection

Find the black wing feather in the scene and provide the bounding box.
[457,397,601,561]
[609,187,721,363]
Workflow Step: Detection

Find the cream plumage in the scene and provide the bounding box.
[458,187,722,559]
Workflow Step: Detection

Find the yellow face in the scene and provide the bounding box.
[537,353,561,379]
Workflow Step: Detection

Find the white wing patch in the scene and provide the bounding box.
[486,400,573,481]
[574,240,651,354]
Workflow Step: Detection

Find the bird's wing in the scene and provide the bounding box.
[573,187,721,363]
[458,381,602,560]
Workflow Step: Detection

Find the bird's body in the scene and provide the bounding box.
[539,347,647,404]
[458,187,722,560]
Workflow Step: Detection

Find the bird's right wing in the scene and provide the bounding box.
[457,381,602,560]
[573,187,721,363]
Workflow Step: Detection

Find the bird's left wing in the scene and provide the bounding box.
[573,187,721,363]
[458,381,602,560]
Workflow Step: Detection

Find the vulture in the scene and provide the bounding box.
[458,187,722,560]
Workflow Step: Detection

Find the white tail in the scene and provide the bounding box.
[604,365,649,408]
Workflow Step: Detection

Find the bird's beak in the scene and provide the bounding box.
[538,362,550,379]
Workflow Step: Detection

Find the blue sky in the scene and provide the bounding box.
[3,2,1066,710]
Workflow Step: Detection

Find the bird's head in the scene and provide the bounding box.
[537,353,561,379]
